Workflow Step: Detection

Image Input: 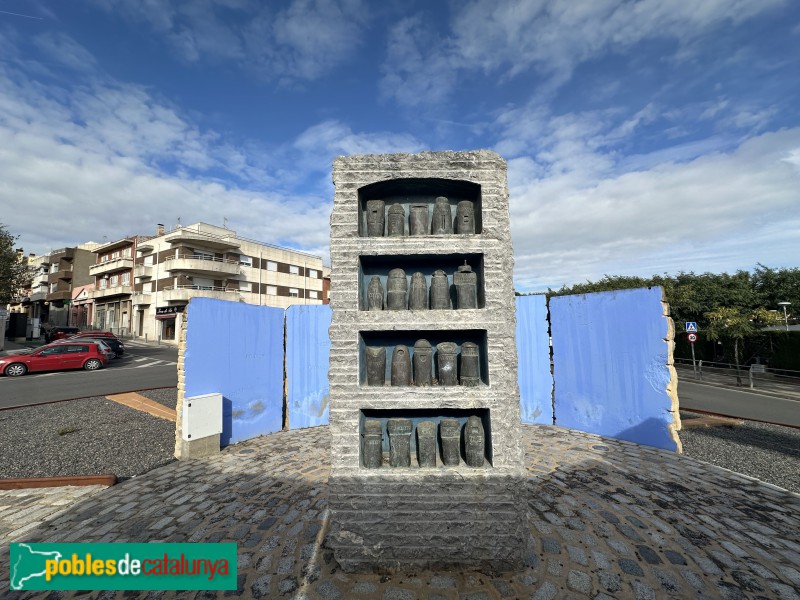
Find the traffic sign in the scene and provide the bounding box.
[687,333,698,343]
[685,322,698,332]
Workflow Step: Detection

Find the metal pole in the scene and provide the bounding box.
[783,305,789,332]
[698,360,703,382]
[749,368,754,389]
[690,343,697,379]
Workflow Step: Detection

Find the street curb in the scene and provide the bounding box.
[0,474,117,490]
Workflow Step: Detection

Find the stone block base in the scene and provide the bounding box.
[328,469,528,572]
[176,433,220,459]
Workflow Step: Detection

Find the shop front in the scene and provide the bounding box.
[155,305,185,342]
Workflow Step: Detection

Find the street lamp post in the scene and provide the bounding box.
[778,301,791,332]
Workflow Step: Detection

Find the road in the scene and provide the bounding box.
[0,343,178,409]
[678,379,800,427]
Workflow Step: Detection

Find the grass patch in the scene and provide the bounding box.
[58,425,79,435]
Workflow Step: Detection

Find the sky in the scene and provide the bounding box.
[1,0,798,292]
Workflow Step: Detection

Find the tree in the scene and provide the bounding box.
[704,307,782,386]
[0,224,30,305]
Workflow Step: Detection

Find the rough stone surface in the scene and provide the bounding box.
[2,424,799,599]
[328,151,527,570]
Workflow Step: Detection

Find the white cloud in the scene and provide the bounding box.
[93,0,367,82]
[382,0,788,106]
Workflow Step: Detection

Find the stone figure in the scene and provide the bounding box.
[412,339,433,386]
[440,418,461,466]
[409,204,429,236]
[454,262,478,309]
[391,344,412,386]
[363,420,383,468]
[464,416,485,467]
[366,199,385,237]
[387,418,412,467]
[460,342,480,386]
[386,268,407,310]
[387,203,405,236]
[436,342,458,386]
[408,272,428,310]
[455,200,475,234]
[367,276,384,311]
[429,270,451,309]
[431,197,453,234]
[416,421,436,467]
[365,346,386,386]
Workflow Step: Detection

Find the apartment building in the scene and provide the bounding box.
[88,237,137,334]
[131,223,325,343]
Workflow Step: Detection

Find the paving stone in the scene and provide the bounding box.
[532,581,559,600]
[619,558,645,577]
[316,580,343,600]
[352,581,377,594]
[598,570,621,593]
[567,545,589,566]
[490,579,516,597]
[664,549,687,565]
[567,569,592,595]
[542,537,561,554]
[635,544,662,565]
[631,580,657,600]
[382,587,416,600]
[250,575,272,599]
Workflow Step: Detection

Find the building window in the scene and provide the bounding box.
[239,255,253,267]
[121,272,130,285]
[309,290,319,299]
[267,285,277,295]
[289,288,299,297]
[123,247,132,257]
[308,269,319,279]
[144,254,155,266]
[110,275,119,286]
[267,261,277,271]
[289,265,300,275]
[99,279,108,289]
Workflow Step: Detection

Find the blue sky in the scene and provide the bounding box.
[1,0,798,292]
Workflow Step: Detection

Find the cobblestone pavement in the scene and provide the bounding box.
[2,424,799,599]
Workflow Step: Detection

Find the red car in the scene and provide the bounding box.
[0,342,109,377]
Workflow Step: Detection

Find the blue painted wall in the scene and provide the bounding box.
[516,295,553,424]
[184,298,284,446]
[286,304,332,429]
[549,287,678,451]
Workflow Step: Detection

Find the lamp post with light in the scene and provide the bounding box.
[778,301,791,332]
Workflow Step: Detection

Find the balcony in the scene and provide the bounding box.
[164,230,240,250]
[132,292,152,306]
[161,285,239,302]
[47,269,73,283]
[31,291,47,302]
[134,264,153,280]
[50,248,75,261]
[89,285,132,300]
[90,257,134,277]
[164,255,240,277]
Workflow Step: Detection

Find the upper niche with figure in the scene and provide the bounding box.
[357,178,483,237]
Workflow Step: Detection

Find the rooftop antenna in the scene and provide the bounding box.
[224,217,228,229]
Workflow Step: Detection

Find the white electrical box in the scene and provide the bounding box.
[182,393,223,441]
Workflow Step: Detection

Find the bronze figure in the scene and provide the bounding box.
[454,262,478,309]
[366,199,385,237]
[367,276,384,311]
[387,203,405,236]
[408,272,428,310]
[429,269,450,310]
[416,421,436,467]
[363,419,383,468]
[460,342,480,386]
[409,204,429,236]
[431,196,453,234]
[365,346,386,386]
[455,200,475,234]
[440,418,461,466]
[387,418,412,467]
[464,416,485,467]
[436,342,458,386]
[386,268,407,310]
[412,339,433,386]
[391,344,412,386]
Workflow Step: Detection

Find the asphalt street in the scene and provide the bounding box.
[678,379,800,427]
[0,344,178,409]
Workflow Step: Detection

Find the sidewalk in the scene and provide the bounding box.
[2,424,798,599]
[677,364,800,401]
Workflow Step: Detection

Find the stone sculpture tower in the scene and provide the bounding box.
[328,150,527,571]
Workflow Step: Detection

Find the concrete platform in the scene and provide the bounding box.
[2,424,799,599]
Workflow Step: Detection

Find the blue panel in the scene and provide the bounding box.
[550,287,678,451]
[286,304,332,429]
[516,295,553,424]
[184,298,284,446]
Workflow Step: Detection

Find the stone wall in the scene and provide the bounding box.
[328,151,528,571]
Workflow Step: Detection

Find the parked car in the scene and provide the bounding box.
[69,331,118,340]
[43,326,80,343]
[52,338,116,360]
[66,334,124,357]
[0,342,109,377]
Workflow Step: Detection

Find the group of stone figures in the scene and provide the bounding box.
[363,416,486,468]
[367,264,477,310]
[366,197,476,236]
[366,340,480,387]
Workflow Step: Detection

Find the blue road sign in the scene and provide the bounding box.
[685,322,698,332]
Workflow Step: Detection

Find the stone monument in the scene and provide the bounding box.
[329,150,527,571]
